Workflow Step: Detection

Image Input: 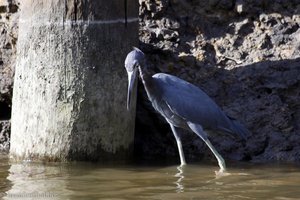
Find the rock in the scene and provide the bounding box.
[0,0,18,151]
[235,0,243,14]
[0,120,10,152]
[178,52,196,66]
[138,0,300,163]
[257,34,273,49]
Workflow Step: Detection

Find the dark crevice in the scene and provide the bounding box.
[0,102,11,120]
[0,6,7,13]
[74,0,78,21]
[124,0,127,27]
[8,4,18,13]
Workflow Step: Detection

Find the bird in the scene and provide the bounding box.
[124,47,250,174]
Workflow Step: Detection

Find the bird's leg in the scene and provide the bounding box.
[169,123,186,166]
[203,139,226,174]
[187,122,226,173]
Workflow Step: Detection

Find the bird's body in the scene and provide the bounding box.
[147,73,246,137]
[124,48,250,174]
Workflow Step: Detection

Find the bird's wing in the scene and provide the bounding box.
[152,73,232,130]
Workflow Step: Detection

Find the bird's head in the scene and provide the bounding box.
[124,47,145,110]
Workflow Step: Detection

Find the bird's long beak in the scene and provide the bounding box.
[127,68,137,110]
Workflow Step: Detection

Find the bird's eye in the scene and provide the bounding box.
[133,62,139,68]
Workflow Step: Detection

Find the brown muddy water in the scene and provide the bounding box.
[0,154,300,200]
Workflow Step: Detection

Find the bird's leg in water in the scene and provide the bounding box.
[187,122,227,173]
[169,123,186,166]
[203,139,226,174]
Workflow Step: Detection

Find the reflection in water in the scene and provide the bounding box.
[174,165,184,193]
[0,155,12,198]
[4,162,74,200]
[1,157,300,200]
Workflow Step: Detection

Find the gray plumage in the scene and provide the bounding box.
[151,73,249,139]
[124,47,250,173]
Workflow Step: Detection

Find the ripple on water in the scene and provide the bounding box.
[0,157,300,200]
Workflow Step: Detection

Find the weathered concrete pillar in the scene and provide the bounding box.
[10,0,138,161]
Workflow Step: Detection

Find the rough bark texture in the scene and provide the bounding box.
[9,0,138,161]
[136,0,300,163]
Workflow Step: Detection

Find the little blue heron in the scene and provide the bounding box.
[125,47,250,174]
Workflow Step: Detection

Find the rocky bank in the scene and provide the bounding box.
[135,0,300,163]
[0,0,18,152]
[0,0,300,163]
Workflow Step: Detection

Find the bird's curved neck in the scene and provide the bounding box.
[138,66,156,100]
[138,66,152,85]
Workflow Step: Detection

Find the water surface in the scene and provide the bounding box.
[1,154,300,200]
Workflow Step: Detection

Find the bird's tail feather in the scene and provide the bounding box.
[230,119,251,140]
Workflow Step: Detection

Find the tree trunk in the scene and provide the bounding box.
[10,0,138,161]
